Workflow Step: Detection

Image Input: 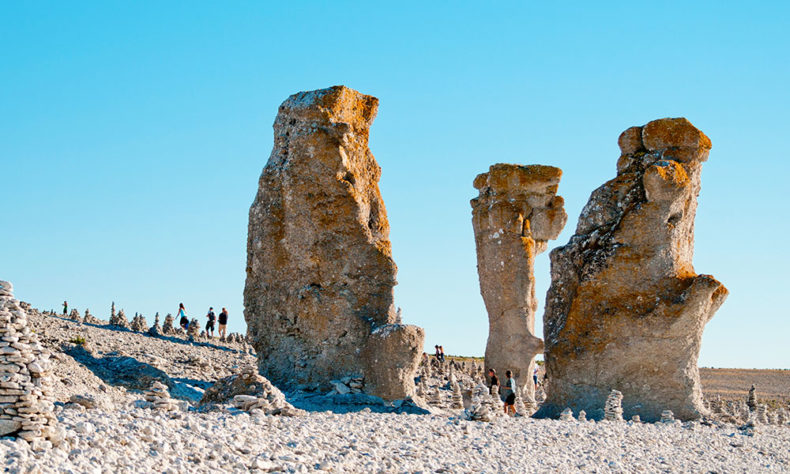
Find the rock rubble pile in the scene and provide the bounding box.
[0,280,59,445]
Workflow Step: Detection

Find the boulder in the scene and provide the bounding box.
[244,86,424,400]
[535,118,728,422]
[471,164,566,402]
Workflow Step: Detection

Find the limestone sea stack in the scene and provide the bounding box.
[471,164,567,402]
[535,118,728,422]
[244,86,424,400]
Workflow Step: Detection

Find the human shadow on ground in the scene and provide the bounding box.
[287,392,430,415]
[64,345,204,401]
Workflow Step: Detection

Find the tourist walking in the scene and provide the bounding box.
[205,307,216,338]
[488,368,499,396]
[178,303,188,330]
[502,370,517,415]
[438,345,445,362]
[62,301,68,315]
[218,307,228,339]
[533,366,539,389]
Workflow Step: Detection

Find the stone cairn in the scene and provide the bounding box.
[329,375,364,395]
[748,384,757,411]
[229,367,304,417]
[0,280,59,444]
[559,407,574,421]
[148,313,162,337]
[451,380,464,409]
[68,308,81,322]
[130,313,148,332]
[162,313,175,335]
[604,390,624,422]
[536,118,728,422]
[577,410,587,422]
[143,381,177,411]
[187,319,200,341]
[660,410,675,423]
[631,415,642,423]
[82,309,102,325]
[109,307,130,329]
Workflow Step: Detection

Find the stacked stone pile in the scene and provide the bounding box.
[748,385,757,411]
[187,319,200,340]
[130,313,148,332]
[660,410,675,423]
[604,390,624,422]
[631,415,642,423]
[577,410,587,422]
[200,366,302,416]
[162,314,176,334]
[0,280,59,444]
[148,313,162,337]
[109,308,130,329]
[330,375,364,395]
[82,309,102,325]
[143,381,177,411]
[451,381,463,409]
[559,408,574,421]
[68,308,81,321]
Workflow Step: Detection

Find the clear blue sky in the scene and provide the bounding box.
[2,2,788,368]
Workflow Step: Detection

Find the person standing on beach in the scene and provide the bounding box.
[178,303,188,330]
[218,307,228,340]
[205,307,216,338]
[502,370,517,415]
[488,368,499,396]
[63,301,68,315]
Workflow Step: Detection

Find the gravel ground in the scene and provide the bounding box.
[2,306,788,472]
[2,407,789,473]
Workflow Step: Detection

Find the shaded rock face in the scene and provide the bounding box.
[471,164,566,401]
[535,118,728,422]
[244,86,424,400]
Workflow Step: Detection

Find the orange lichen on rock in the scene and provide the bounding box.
[535,118,727,422]
[471,163,567,403]
[244,86,423,401]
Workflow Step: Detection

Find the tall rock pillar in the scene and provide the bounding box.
[471,164,567,401]
[244,86,424,401]
[535,118,728,421]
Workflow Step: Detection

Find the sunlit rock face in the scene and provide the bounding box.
[535,118,728,422]
[471,164,567,402]
[244,86,423,400]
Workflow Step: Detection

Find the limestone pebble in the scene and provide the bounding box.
[244,85,424,401]
[143,381,177,411]
[0,280,59,444]
[604,390,624,422]
[471,164,566,403]
[537,118,728,422]
[130,313,147,332]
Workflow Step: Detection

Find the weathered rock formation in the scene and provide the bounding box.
[471,164,566,402]
[244,86,424,400]
[0,280,59,444]
[535,118,728,422]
